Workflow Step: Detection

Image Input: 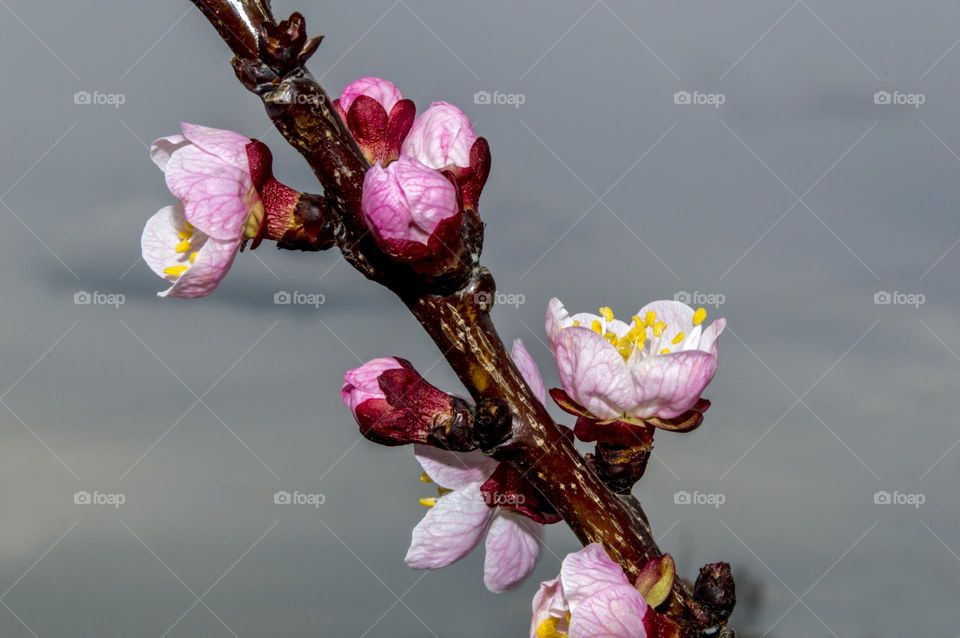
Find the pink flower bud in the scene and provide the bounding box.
[334,77,415,165]
[338,76,403,114]
[361,156,462,271]
[401,101,477,170]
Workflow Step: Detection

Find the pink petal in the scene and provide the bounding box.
[141,205,186,278]
[483,513,542,593]
[699,318,726,355]
[568,586,649,638]
[164,237,239,299]
[180,123,251,172]
[401,102,477,169]
[165,143,254,241]
[553,327,636,420]
[150,135,187,171]
[628,350,718,419]
[340,76,403,114]
[635,300,694,349]
[361,158,458,244]
[414,444,498,491]
[511,339,546,404]
[530,577,568,638]
[545,298,572,344]
[404,485,495,569]
[341,358,404,413]
[561,543,632,611]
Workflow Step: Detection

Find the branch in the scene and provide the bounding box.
[188,1,732,633]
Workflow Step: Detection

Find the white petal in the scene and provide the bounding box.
[483,514,542,593]
[404,485,495,569]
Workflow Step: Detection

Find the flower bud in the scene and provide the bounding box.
[341,358,473,449]
[334,77,415,165]
[361,156,463,273]
[401,102,490,212]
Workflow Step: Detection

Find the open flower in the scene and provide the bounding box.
[405,340,556,592]
[546,299,725,440]
[531,544,653,638]
[334,76,415,165]
[144,124,303,298]
[361,155,462,272]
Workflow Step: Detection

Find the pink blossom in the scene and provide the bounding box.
[341,357,405,415]
[361,156,461,267]
[338,76,403,115]
[530,544,651,638]
[546,299,725,422]
[401,101,477,170]
[335,77,415,165]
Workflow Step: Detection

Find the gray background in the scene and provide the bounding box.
[0,1,958,636]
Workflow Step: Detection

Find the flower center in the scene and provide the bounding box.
[417,472,452,508]
[576,306,708,360]
[535,613,571,638]
[163,222,201,279]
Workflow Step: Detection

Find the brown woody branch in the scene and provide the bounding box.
[188,1,732,634]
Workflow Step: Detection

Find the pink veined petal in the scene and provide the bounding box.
[340,76,403,114]
[560,543,632,612]
[635,300,695,350]
[568,586,650,638]
[530,577,568,638]
[150,135,188,171]
[341,358,404,412]
[699,318,726,356]
[546,298,572,345]
[165,143,254,241]
[628,350,718,419]
[414,444,498,491]
[141,205,186,278]
[163,237,239,299]
[511,339,546,404]
[404,484,495,569]
[401,101,477,169]
[553,327,636,420]
[180,123,252,172]
[483,513,542,593]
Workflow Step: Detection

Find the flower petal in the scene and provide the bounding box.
[150,135,188,171]
[401,101,477,169]
[163,237,239,299]
[414,444,498,491]
[560,543,632,611]
[635,300,694,351]
[141,205,186,278]
[699,318,726,355]
[341,358,404,413]
[628,350,718,419]
[404,484,494,569]
[530,577,568,638]
[511,339,546,404]
[340,76,403,114]
[483,513,542,593]
[180,123,251,172]
[165,143,254,241]
[554,327,635,420]
[568,586,649,638]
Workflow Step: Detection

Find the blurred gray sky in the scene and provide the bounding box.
[1,1,959,636]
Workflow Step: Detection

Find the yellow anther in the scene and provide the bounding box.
[604,331,618,346]
[177,230,192,240]
[572,320,580,328]
[189,252,199,264]
[645,311,657,327]
[437,487,453,497]
[653,321,667,337]
[418,497,437,508]
[536,617,567,638]
[672,331,685,345]
[419,472,433,483]
[661,348,671,355]
[163,265,189,278]
[591,320,603,335]
[693,307,708,326]
[599,306,614,323]
[175,240,191,254]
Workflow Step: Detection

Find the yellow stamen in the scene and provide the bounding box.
[419,472,433,483]
[189,252,199,264]
[653,321,667,337]
[175,240,191,254]
[437,487,453,497]
[178,230,192,240]
[599,306,614,323]
[672,331,685,345]
[418,497,437,508]
[572,320,580,328]
[163,265,189,278]
[693,307,708,326]
[536,616,567,638]
[661,348,671,355]
[645,311,657,328]
[590,320,603,335]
